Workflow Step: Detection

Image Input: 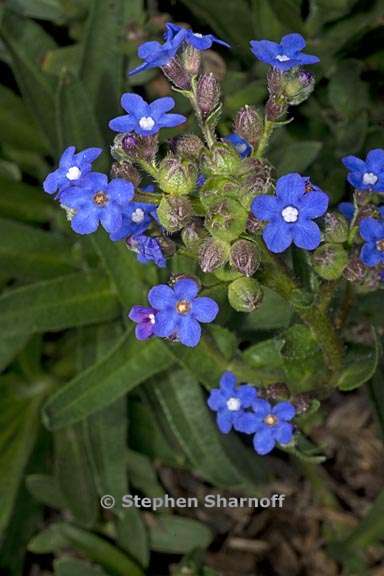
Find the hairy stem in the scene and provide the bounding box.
[255,118,274,158]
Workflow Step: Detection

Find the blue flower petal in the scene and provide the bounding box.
[59,146,76,167]
[253,427,275,455]
[219,371,237,393]
[153,309,178,337]
[342,155,366,172]
[338,202,355,221]
[263,222,292,253]
[359,217,383,241]
[99,204,123,233]
[71,210,99,235]
[217,411,233,434]
[360,243,382,267]
[174,278,199,300]
[178,316,201,347]
[107,178,135,204]
[274,422,294,445]
[76,147,102,163]
[276,173,305,204]
[192,297,219,323]
[292,220,321,250]
[280,33,306,53]
[156,113,187,129]
[150,96,175,119]
[121,93,148,118]
[252,195,280,221]
[366,148,384,172]
[234,412,258,434]
[148,284,176,309]
[252,399,271,419]
[109,115,138,133]
[272,401,296,421]
[299,190,329,219]
[250,39,280,63]
[208,389,226,411]
[237,384,257,407]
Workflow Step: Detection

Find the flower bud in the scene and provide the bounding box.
[200,143,241,177]
[162,57,191,90]
[158,155,198,195]
[198,238,230,273]
[157,195,193,232]
[284,69,315,106]
[262,383,290,401]
[293,393,313,415]
[343,254,367,283]
[312,244,348,280]
[175,134,204,160]
[228,277,263,312]
[205,198,248,242]
[239,158,273,204]
[267,67,285,96]
[182,219,207,250]
[230,240,261,277]
[323,212,349,244]
[112,132,158,163]
[246,213,265,234]
[233,105,263,148]
[110,161,142,187]
[181,44,201,76]
[197,72,220,117]
[265,96,288,121]
[156,235,177,257]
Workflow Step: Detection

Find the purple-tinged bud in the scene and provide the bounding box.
[228,277,263,312]
[267,67,285,96]
[158,155,198,195]
[233,105,263,148]
[157,195,193,232]
[181,44,201,76]
[162,57,191,90]
[265,96,288,121]
[293,393,313,414]
[284,68,315,106]
[312,244,348,280]
[230,240,261,277]
[182,219,207,249]
[200,143,241,177]
[343,254,367,283]
[156,235,177,257]
[122,133,138,152]
[246,212,265,234]
[205,198,248,242]
[175,134,204,160]
[240,158,273,200]
[112,132,158,162]
[198,238,230,273]
[323,212,349,244]
[261,383,290,401]
[356,205,382,225]
[110,162,142,187]
[197,72,221,117]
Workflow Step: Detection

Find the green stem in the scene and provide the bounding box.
[255,118,274,158]
[188,77,215,149]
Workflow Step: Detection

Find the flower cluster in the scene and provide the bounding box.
[208,372,296,455]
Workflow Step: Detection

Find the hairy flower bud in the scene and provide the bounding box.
[175,134,204,160]
[343,254,367,283]
[233,105,263,148]
[312,244,348,280]
[293,393,313,414]
[228,277,263,312]
[162,57,191,90]
[182,219,207,249]
[110,161,141,187]
[158,155,198,195]
[157,196,193,232]
[112,132,158,163]
[200,143,241,177]
[265,96,288,121]
[267,67,285,96]
[156,235,177,257]
[181,44,201,76]
[230,240,261,277]
[239,158,273,203]
[262,383,290,401]
[323,212,349,244]
[198,238,230,273]
[284,69,315,106]
[246,212,265,234]
[197,72,220,117]
[205,198,248,242]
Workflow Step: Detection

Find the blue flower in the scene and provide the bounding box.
[207,371,258,433]
[196,174,206,188]
[245,400,296,455]
[359,217,384,267]
[128,25,187,76]
[252,173,329,253]
[224,134,252,158]
[166,22,230,51]
[250,33,319,71]
[128,234,166,268]
[128,305,157,340]
[338,201,355,222]
[147,278,219,347]
[60,172,134,235]
[109,94,186,137]
[342,149,384,192]
[43,146,102,196]
[109,202,157,241]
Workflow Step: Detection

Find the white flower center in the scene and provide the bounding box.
[226,397,241,411]
[276,54,290,62]
[281,205,299,223]
[131,208,145,223]
[194,33,203,38]
[236,143,247,153]
[148,313,156,324]
[66,166,81,180]
[362,172,378,186]
[139,116,155,131]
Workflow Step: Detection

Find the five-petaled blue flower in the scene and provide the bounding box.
[128,235,166,268]
[246,399,296,455]
[252,173,329,253]
[147,278,219,347]
[60,172,134,235]
[128,306,157,340]
[166,22,230,51]
[109,94,186,137]
[109,202,157,241]
[43,146,102,197]
[359,217,384,267]
[128,24,187,76]
[342,149,384,192]
[250,33,319,71]
[207,371,258,433]
[224,134,252,158]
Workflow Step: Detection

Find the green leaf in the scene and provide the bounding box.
[126,450,165,498]
[0,176,53,223]
[0,10,58,148]
[54,558,108,576]
[149,515,213,554]
[273,140,323,174]
[252,0,303,38]
[0,272,121,337]
[28,522,144,576]
[149,369,269,489]
[79,0,124,134]
[0,217,77,279]
[336,334,381,391]
[239,287,293,331]
[26,474,66,510]
[7,0,67,21]
[43,337,174,429]
[0,333,30,372]
[328,60,368,117]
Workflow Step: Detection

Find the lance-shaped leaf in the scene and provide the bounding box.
[149,515,213,554]
[336,332,381,391]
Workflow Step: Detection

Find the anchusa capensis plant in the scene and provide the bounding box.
[43,23,384,457]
